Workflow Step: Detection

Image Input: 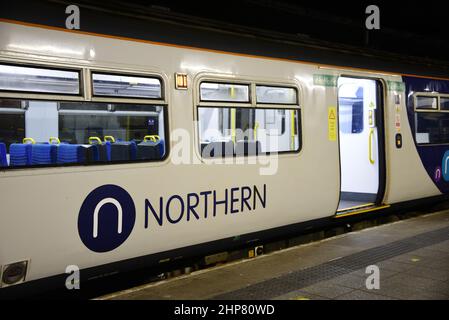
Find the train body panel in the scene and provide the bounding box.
[0,20,445,290]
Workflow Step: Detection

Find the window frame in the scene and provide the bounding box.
[414,92,449,146]
[440,95,449,111]
[414,94,439,111]
[0,60,170,170]
[196,78,302,158]
[255,84,298,105]
[90,70,164,101]
[0,61,83,97]
[199,81,251,104]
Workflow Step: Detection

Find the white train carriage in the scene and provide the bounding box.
[0,16,447,295]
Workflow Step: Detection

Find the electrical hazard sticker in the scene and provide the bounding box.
[328,106,337,141]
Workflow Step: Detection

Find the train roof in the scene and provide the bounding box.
[1,0,449,80]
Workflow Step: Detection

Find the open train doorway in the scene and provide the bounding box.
[337,77,386,214]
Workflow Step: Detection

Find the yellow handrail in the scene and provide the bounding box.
[88,137,102,145]
[231,108,236,143]
[253,122,259,140]
[369,128,375,165]
[49,137,60,145]
[23,137,36,144]
[104,136,116,143]
[143,135,160,142]
[290,110,295,150]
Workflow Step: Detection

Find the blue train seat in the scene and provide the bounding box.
[137,139,163,160]
[31,143,57,165]
[104,136,137,162]
[0,142,8,167]
[136,135,165,160]
[110,140,137,161]
[89,137,111,162]
[9,143,32,166]
[57,144,99,164]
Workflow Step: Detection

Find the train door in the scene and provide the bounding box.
[337,77,386,214]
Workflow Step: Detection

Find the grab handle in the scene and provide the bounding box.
[104,136,116,143]
[88,137,102,145]
[253,122,259,140]
[369,128,375,165]
[143,135,160,142]
[23,137,36,144]
[49,137,60,145]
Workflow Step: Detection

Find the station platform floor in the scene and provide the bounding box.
[99,210,449,300]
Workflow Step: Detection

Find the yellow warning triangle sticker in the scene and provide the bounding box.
[329,109,336,120]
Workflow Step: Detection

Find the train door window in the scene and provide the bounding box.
[92,72,162,99]
[0,63,80,95]
[338,86,364,134]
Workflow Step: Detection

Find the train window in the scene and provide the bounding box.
[256,85,297,104]
[440,97,449,110]
[0,99,166,168]
[92,73,162,99]
[200,82,250,102]
[264,109,286,135]
[338,86,364,134]
[198,106,300,157]
[58,102,164,144]
[0,64,80,95]
[0,99,26,150]
[416,96,437,110]
[415,112,449,144]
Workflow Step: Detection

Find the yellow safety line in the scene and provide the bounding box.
[334,204,390,218]
[337,202,374,212]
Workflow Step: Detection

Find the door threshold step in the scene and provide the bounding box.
[335,204,390,218]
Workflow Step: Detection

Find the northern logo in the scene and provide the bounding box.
[78,184,136,252]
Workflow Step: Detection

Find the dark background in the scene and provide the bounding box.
[2,0,449,71]
[81,0,449,63]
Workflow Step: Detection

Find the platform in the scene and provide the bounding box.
[98,210,449,300]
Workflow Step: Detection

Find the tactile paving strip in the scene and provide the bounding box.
[212,225,449,300]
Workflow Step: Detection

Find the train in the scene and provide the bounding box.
[1,2,449,296]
